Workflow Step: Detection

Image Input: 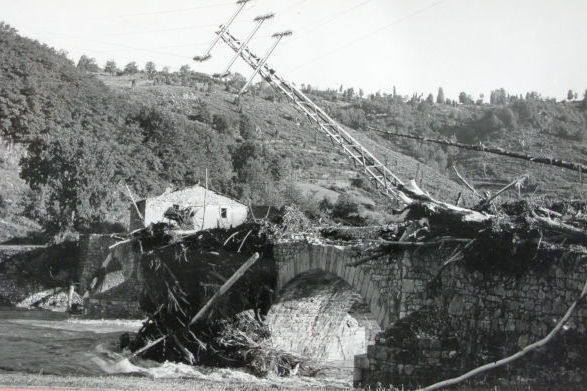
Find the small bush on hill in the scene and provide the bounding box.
[331,193,364,225]
[212,114,229,133]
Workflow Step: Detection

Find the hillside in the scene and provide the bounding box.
[327,92,586,199]
[0,23,585,241]
[97,74,471,200]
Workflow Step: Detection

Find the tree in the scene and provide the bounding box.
[179,64,191,86]
[459,92,473,105]
[436,87,445,104]
[212,114,229,133]
[77,55,99,72]
[344,87,355,101]
[124,61,138,74]
[104,60,119,75]
[426,93,434,104]
[239,114,255,140]
[490,89,507,105]
[0,21,17,35]
[145,61,157,80]
[226,72,246,91]
[20,126,121,231]
[567,89,575,101]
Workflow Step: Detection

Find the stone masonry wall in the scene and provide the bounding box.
[0,243,79,306]
[272,240,586,388]
[355,249,587,388]
[78,234,143,318]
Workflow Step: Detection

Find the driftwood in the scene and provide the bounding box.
[452,165,483,200]
[125,252,260,361]
[369,126,587,173]
[125,184,145,225]
[104,222,318,377]
[475,175,527,210]
[189,252,259,326]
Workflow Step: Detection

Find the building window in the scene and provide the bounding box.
[221,208,227,218]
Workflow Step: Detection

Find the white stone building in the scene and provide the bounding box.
[129,185,248,231]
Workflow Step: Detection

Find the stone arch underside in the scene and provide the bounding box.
[266,269,381,362]
[274,242,394,329]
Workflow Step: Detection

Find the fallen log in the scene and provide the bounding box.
[189,252,259,326]
[369,126,587,173]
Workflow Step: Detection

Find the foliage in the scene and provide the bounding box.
[238,114,255,140]
[145,61,157,80]
[436,87,445,104]
[76,55,100,72]
[490,88,508,105]
[459,92,474,105]
[333,106,367,129]
[212,114,229,133]
[189,102,211,124]
[331,193,363,225]
[104,60,119,75]
[225,73,246,92]
[123,61,138,74]
[179,64,190,86]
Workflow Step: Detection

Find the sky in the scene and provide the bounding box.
[1,0,586,100]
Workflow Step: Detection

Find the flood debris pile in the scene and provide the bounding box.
[116,221,317,377]
[346,198,586,275]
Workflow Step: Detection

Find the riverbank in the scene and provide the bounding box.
[0,373,346,391]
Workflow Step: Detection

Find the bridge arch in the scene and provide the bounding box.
[273,242,393,329]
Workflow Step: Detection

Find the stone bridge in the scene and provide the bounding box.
[71,235,587,387]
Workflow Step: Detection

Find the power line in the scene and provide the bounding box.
[40,30,194,61]
[283,0,377,44]
[59,1,236,22]
[285,0,450,74]
[100,23,236,38]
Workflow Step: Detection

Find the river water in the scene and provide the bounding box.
[0,308,352,388]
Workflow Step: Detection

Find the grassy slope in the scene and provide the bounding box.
[98,74,471,213]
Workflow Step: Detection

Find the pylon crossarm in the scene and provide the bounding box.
[239,30,291,95]
[194,0,250,62]
[220,13,274,76]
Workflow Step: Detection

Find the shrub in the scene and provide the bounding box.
[239,114,255,140]
[212,114,229,133]
[123,61,138,74]
[511,100,538,125]
[331,193,361,223]
[495,107,518,129]
[190,104,211,124]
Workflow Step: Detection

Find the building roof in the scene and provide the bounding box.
[135,184,246,207]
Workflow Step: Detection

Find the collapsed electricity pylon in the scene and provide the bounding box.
[194,1,413,205]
